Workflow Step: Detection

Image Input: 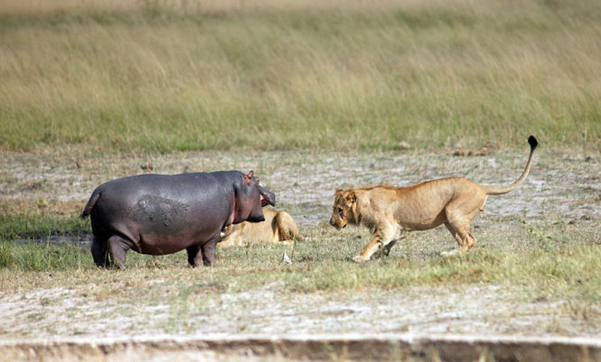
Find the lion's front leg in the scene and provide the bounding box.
[353,233,382,263]
[353,224,401,263]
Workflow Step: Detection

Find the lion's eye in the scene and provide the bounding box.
[337,208,344,216]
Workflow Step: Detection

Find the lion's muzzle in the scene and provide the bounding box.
[329,217,345,230]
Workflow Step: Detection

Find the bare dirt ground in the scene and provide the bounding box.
[1,148,600,360]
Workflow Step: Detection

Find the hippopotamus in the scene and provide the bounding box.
[81,170,275,268]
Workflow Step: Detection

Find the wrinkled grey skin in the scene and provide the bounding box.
[81,170,275,268]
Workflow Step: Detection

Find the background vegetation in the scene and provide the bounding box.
[1,0,600,152]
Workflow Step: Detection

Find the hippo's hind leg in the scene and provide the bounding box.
[186,245,203,267]
[91,236,110,268]
[107,235,134,268]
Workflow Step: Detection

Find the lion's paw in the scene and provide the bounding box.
[352,255,370,263]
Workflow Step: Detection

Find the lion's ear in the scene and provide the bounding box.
[335,188,343,195]
[345,191,357,204]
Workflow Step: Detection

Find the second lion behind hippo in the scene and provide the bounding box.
[219,208,302,247]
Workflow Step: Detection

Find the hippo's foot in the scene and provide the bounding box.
[186,245,204,267]
[187,239,218,267]
[201,239,218,266]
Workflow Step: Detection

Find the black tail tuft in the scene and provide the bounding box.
[528,135,538,150]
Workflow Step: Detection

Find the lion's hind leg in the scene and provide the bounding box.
[444,199,481,252]
[444,222,462,249]
[444,211,478,252]
[444,221,477,251]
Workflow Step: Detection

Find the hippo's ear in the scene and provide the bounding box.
[244,170,254,184]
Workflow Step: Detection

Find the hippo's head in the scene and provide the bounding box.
[233,171,276,224]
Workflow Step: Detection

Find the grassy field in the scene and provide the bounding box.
[1,150,599,322]
[1,0,600,152]
[2,222,601,300]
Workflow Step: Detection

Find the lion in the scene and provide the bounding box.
[330,136,538,262]
[219,208,302,247]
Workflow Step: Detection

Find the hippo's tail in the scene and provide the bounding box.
[81,190,100,219]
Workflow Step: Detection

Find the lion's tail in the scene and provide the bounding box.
[485,135,538,196]
[80,189,100,219]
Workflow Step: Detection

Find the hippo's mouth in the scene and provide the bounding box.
[260,194,273,207]
[260,195,268,207]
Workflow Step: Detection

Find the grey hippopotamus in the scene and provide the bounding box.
[81,170,275,268]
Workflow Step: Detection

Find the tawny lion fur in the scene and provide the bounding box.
[330,136,538,263]
[219,208,302,247]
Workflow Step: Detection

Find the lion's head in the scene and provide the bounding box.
[329,188,357,230]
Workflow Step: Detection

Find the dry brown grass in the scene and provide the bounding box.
[1,0,599,152]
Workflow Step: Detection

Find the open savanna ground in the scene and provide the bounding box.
[0,148,600,342]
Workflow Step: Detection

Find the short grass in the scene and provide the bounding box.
[1,150,599,311]
[1,0,600,152]
[1,217,600,307]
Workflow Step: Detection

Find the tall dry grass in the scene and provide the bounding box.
[0,0,600,152]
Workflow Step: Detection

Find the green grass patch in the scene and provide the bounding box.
[0,242,90,271]
[2,220,599,305]
[0,203,89,241]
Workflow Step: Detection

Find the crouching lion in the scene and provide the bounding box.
[219,208,302,247]
[330,136,538,262]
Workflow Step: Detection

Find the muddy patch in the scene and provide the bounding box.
[15,231,92,246]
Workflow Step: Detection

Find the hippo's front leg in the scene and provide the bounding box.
[186,245,203,267]
[201,236,220,266]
